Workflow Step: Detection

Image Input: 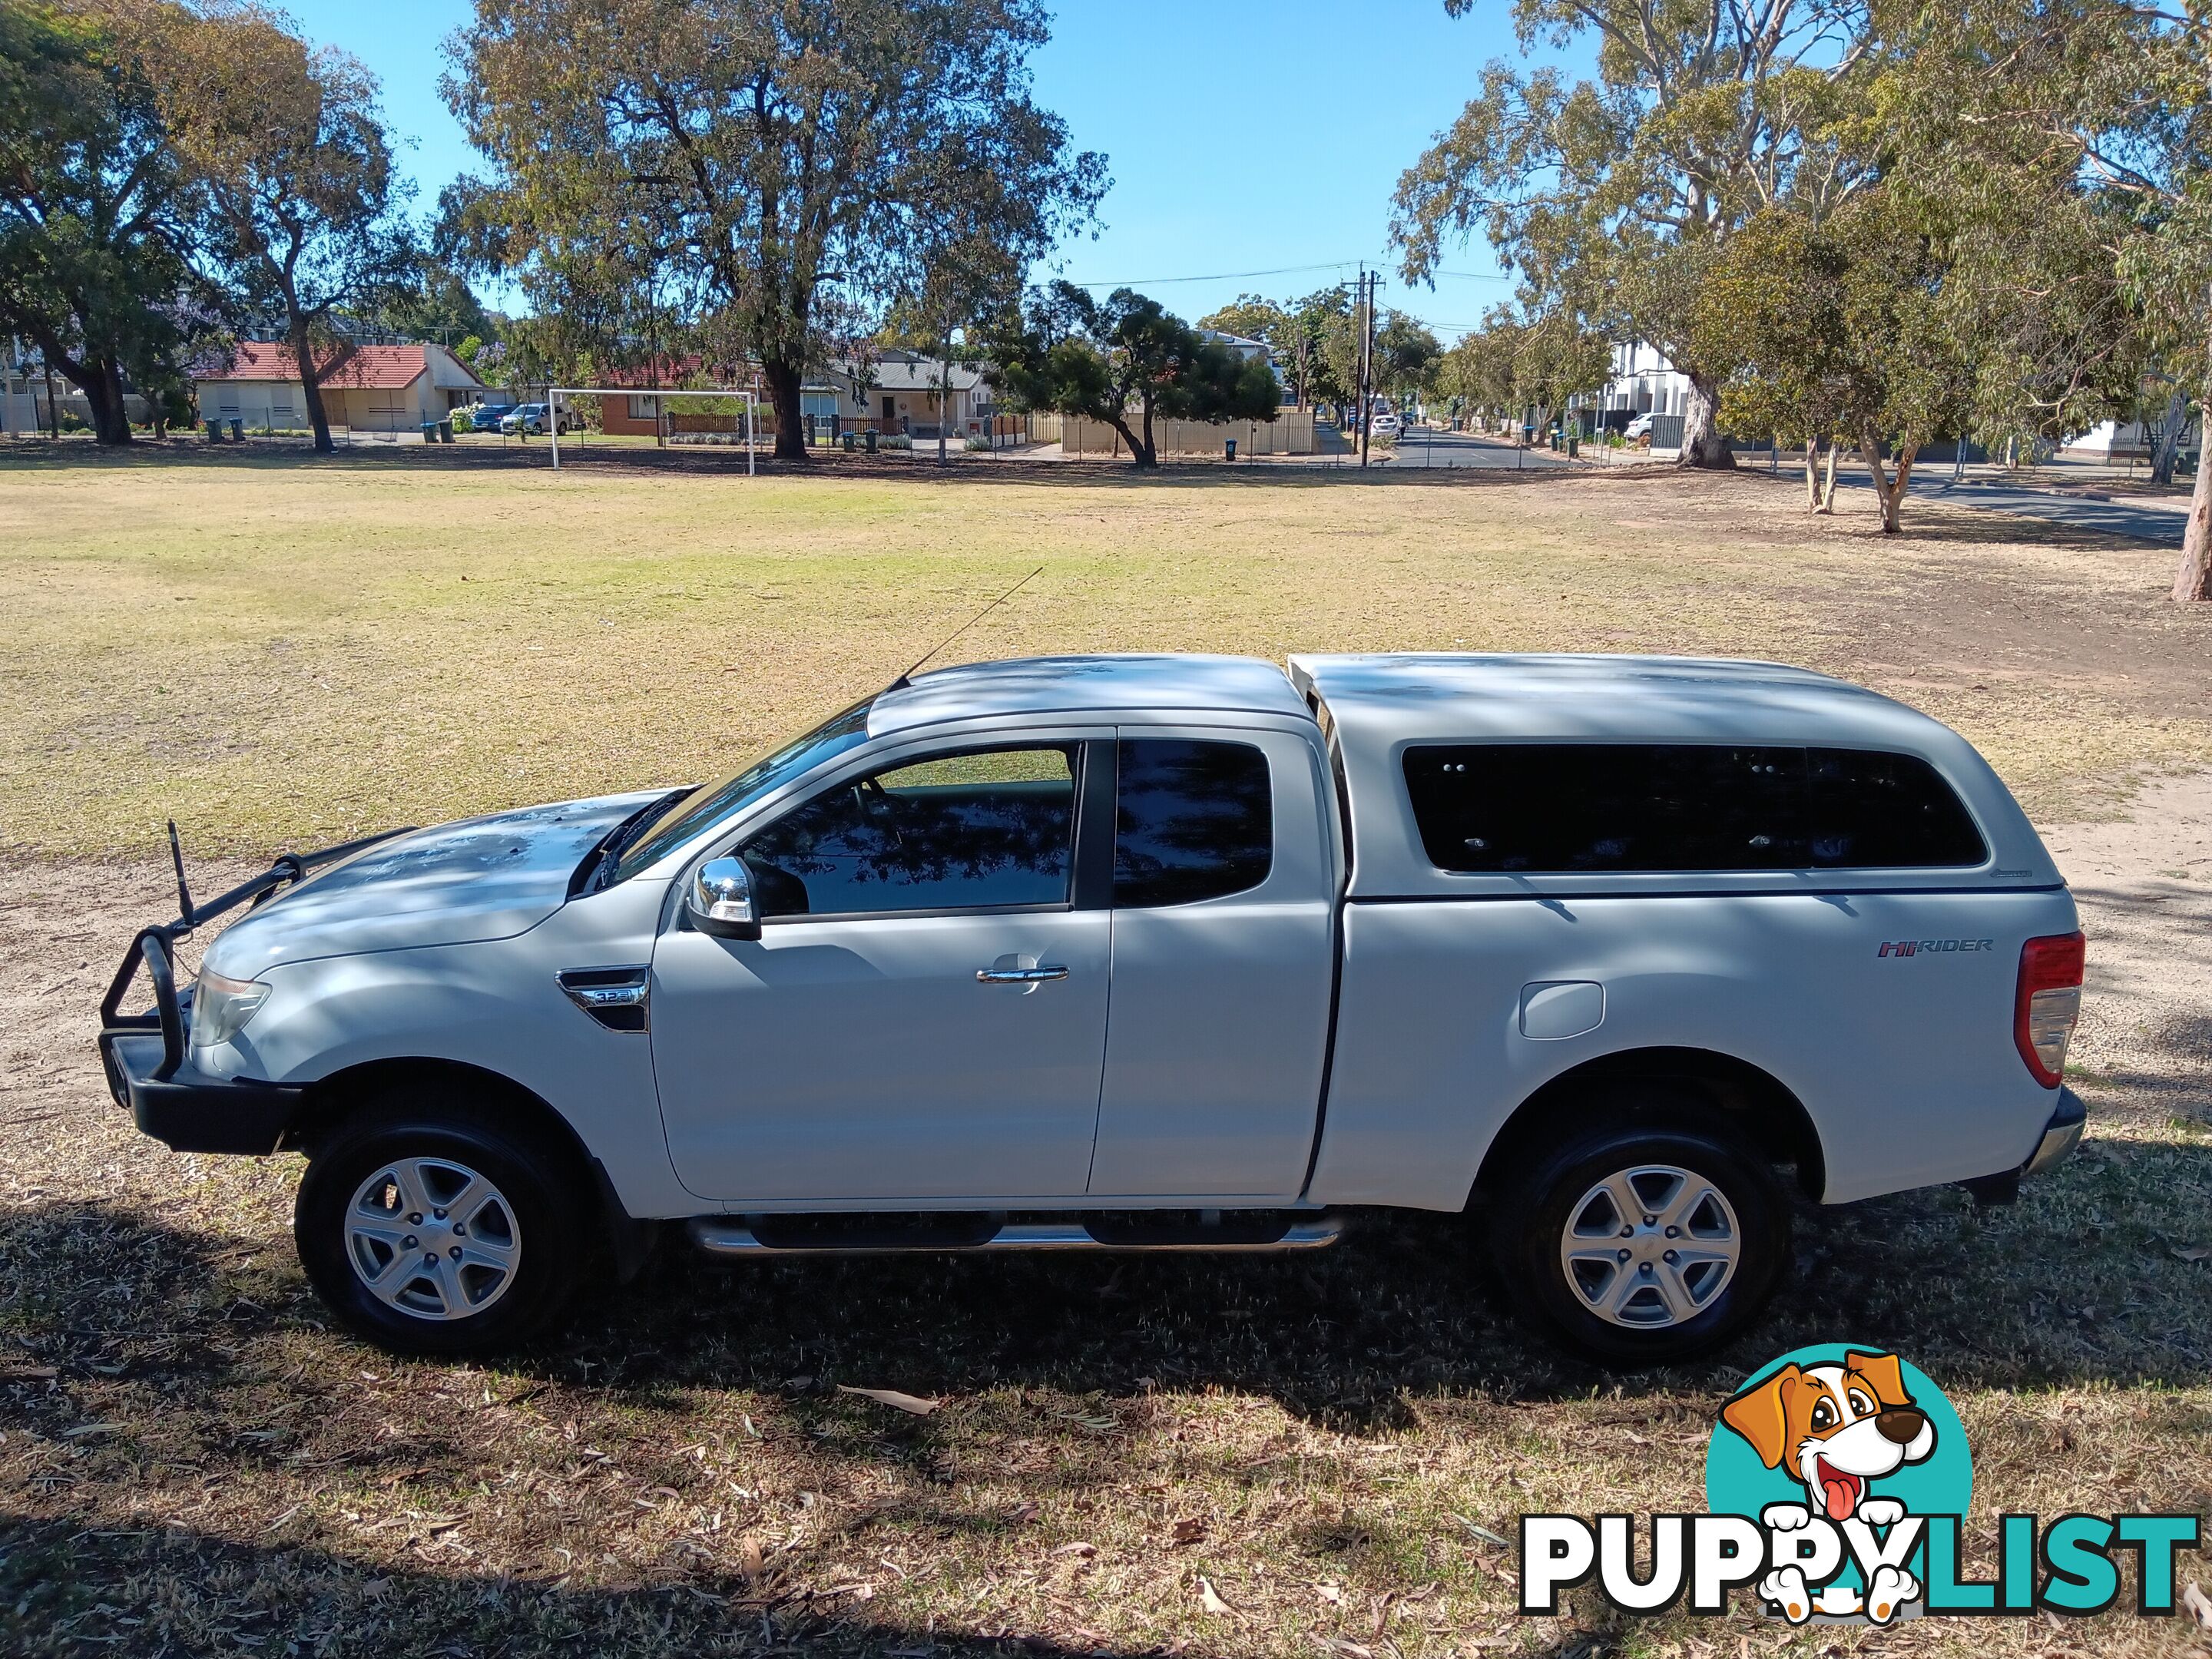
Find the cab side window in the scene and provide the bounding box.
[741,746,1078,919]
[1114,739,1273,907]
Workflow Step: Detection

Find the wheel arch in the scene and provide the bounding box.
[287,1057,657,1280]
[1471,1046,1826,1204]
[290,1056,584,1162]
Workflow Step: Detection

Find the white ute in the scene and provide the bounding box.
[100,654,2086,1364]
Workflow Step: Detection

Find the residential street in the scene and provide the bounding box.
[1372,426,1574,469]
[1791,464,2195,546]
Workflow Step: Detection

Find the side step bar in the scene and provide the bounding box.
[689,1212,1349,1258]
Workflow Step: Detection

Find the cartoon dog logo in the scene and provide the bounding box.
[1720,1349,1936,1624]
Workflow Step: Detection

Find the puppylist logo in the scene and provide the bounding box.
[1519,1344,2202,1624]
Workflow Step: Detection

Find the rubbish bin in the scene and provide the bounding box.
[864,429,877,454]
[1224,438,1237,462]
[438,419,455,443]
[205,419,222,442]
[1567,432,1579,459]
[230,418,244,442]
[842,431,855,452]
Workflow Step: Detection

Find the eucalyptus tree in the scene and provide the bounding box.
[0,0,204,444]
[1391,0,1880,469]
[162,3,413,452]
[445,0,1103,462]
[1435,316,1525,427]
[1697,190,1980,531]
[1373,311,1443,413]
[1883,0,2211,597]
[986,282,1280,468]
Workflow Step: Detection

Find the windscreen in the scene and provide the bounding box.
[610,696,875,882]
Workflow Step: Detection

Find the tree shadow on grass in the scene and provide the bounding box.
[3,1114,2206,1657]
[6,1111,2206,1438]
[0,434,1624,496]
[0,1508,1141,1658]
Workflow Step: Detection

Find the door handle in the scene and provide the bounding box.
[975,965,1069,984]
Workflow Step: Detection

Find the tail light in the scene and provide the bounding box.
[2015,932,2085,1088]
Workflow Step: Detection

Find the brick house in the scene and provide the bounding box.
[195,343,484,439]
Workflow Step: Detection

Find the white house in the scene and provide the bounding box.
[861,350,989,436]
[1584,339,1697,426]
[1198,328,1273,365]
[2,353,38,435]
[2063,414,2200,463]
[195,342,484,439]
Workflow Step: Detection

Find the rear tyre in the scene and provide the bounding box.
[295,1087,587,1357]
[1492,1109,1790,1367]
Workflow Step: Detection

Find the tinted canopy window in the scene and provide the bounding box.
[742,746,1076,918]
[1403,744,1985,873]
[1114,739,1273,907]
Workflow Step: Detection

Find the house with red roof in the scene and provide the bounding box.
[194,342,485,440]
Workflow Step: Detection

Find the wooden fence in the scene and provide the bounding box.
[1058,409,1314,458]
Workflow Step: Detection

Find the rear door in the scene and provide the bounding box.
[1087,728,1338,1199]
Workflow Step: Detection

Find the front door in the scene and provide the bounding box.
[651,738,1111,1203]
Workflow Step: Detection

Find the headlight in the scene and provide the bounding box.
[191,968,270,1048]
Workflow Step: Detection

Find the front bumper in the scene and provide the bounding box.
[100,1030,302,1155]
[93,826,410,1156]
[2022,1086,2086,1177]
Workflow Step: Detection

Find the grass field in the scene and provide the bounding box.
[2,444,2210,1658]
[3,443,2208,861]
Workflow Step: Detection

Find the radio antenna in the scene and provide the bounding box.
[167,819,196,929]
[888,565,1045,689]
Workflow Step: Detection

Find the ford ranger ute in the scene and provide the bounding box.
[98,654,2086,1365]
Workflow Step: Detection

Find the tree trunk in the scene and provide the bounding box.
[2173,349,2212,601]
[761,359,806,462]
[1820,438,1839,512]
[286,315,335,454]
[1804,435,1822,511]
[2151,386,2187,486]
[1859,430,1917,534]
[1677,369,1734,469]
[91,356,135,444]
[1099,407,1151,468]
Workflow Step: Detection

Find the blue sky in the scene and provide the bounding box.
[283,0,1543,340]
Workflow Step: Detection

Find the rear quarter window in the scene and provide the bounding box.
[1402,743,1985,873]
[1114,739,1273,906]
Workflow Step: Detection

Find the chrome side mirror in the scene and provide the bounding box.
[687,857,760,940]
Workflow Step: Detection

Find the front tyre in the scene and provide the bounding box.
[1492,1115,1790,1367]
[295,1095,584,1357]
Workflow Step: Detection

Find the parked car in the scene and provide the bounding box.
[101,654,2084,1364]
[1624,412,1655,443]
[1369,412,1400,437]
[498,402,571,436]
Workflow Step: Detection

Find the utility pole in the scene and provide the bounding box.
[1356,268,1375,469]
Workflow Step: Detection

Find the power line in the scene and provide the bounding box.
[1055,259,1369,288]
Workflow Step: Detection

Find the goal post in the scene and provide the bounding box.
[546,386,758,472]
